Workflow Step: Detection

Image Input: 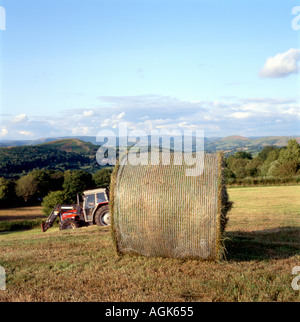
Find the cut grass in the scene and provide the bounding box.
[0,186,299,302]
[226,186,300,231]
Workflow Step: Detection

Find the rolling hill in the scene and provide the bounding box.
[38,138,98,154]
[0,139,101,178]
[1,135,299,150]
[0,136,299,178]
[205,136,300,154]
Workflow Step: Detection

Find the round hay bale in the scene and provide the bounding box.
[110,152,232,260]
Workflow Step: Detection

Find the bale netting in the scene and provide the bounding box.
[110,152,233,260]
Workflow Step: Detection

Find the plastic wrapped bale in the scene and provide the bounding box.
[110,152,232,260]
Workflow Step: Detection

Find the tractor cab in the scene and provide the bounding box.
[82,188,109,224]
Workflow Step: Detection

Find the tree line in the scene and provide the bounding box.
[0,168,113,211]
[225,139,300,184]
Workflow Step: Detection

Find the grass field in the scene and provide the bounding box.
[0,186,299,302]
[0,206,46,232]
[0,206,44,222]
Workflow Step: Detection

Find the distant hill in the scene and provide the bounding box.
[206,135,252,151]
[38,138,98,154]
[1,135,299,150]
[221,135,251,141]
[249,136,300,147]
[0,136,299,178]
[205,136,300,154]
[0,136,99,147]
[0,139,102,178]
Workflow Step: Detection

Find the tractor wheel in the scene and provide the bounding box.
[59,219,79,231]
[95,205,110,226]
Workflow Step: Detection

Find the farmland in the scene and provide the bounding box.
[0,185,299,302]
[0,207,45,232]
[0,206,44,222]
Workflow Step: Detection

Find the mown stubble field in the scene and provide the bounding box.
[0,185,299,302]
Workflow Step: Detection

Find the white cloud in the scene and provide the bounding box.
[18,130,33,136]
[13,113,28,123]
[229,112,252,119]
[83,110,94,117]
[117,112,125,119]
[2,95,299,139]
[282,107,300,117]
[260,48,300,78]
[140,115,149,121]
[71,126,92,135]
[0,127,8,137]
[100,112,125,128]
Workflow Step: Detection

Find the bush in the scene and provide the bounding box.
[0,219,44,232]
[41,190,68,216]
[226,176,300,187]
[93,168,113,188]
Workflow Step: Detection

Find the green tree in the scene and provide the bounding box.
[93,168,113,188]
[16,175,38,202]
[268,160,298,177]
[278,140,300,163]
[234,151,252,160]
[0,177,17,207]
[245,158,263,177]
[226,158,249,178]
[235,166,247,179]
[0,177,10,200]
[63,170,93,203]
[259,163,271,177]
[265,149,280,163]
[223,168,236,181]
[267,160,280,176]
[41,190,68,216]
[47,170,64,192]
[269,140,300,176]
[258,146,279,161]
[28,170,52,198]
[258,149,280,176]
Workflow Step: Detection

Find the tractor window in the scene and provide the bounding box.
[96,193,106,204]
[85,194,95,208]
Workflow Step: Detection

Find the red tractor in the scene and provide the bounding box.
[41,188,110,232]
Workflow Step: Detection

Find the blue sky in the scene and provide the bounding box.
[0,0,299,139]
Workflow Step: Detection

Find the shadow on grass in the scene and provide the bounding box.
[224,227,300,262]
